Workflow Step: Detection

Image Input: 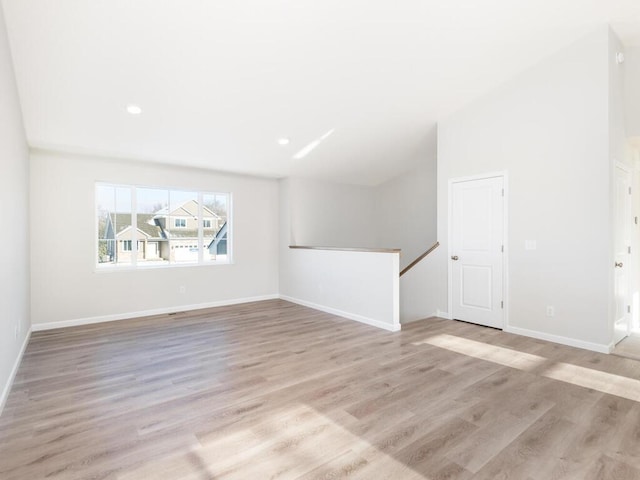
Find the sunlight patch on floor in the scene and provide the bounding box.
[414,334,547,371]
[418,334,640,403]
[542,362,640,402]
[117,404,429,480]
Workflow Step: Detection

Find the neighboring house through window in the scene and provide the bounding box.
[96,184,230,268]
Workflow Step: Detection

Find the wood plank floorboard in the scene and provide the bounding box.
[2,299,640,479]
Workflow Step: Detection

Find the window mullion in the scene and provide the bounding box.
[131,186,137,267]
[198,191,203,264]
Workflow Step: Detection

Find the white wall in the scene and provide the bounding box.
[0,2,30,412]
[608,29,633,341]
[609,31,629,167]
[437,28,613,350]
[375,156,437,270]
[282,248,400,331]
[30,151,280,327]
[400,248,442,322]
[631,148,640,331]
[624,47,640,139]
[283,159,438,326]
[287,155,437,265]
[288,177,377,248]
[280,177,402,330]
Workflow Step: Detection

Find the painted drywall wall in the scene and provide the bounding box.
[437,27,612,349]
[400,246,443,323]
[624,47,640,139]
[609,31,629,167]
[288,177,377,248]
[287,155,437,263]
[283,161,437,325]
[282,248,400,331]
[279,177,401,330]
[630,147,640,331]
[0,2,30,413]
[30,152,279,327]
[608,29,633,342]
[375,156,437,271]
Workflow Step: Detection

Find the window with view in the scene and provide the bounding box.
[96,184,230,268]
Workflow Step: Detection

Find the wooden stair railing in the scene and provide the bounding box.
[399,241,440,277]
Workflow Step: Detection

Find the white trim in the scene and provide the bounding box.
[616,160,632,173]
[94,259,233,273]
[448,171,508,330]
[612,162,633,346]
[447,180,453,319]
[0,329,31,416]
[504,325,611,354]
[197,192,204,264]
[31,295,279,331]
[436,310,452,319]
[503,173,510,330]
[400,312,439,324]
[95,183,233,269]
[115,225,151,239]
[446,170,507,185]
[280,295,401,332]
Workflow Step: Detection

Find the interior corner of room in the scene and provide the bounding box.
[2,5,640,477]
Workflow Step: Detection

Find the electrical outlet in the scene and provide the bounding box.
[179,285,186,294]
[546,306,555,317]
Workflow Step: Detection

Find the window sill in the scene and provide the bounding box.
[94,260,233,273]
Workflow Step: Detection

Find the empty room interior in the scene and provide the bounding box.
[4,1,640,479]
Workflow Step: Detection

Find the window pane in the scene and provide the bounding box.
[136,188,169,265]
[97,184,230,268]
[203,193,229,263]
[96,185,132,266]
[168,190,199,264]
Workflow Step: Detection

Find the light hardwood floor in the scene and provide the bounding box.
[613,334,640,361]
[2,299,640,479]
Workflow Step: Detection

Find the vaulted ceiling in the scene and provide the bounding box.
[2,1,640,185]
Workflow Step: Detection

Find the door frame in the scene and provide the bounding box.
[447,171,509,329]
[613,161,633,345]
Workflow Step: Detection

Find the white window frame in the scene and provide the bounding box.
[95,183,232,270]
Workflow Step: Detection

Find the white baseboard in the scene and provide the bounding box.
[1,328,31,416]
[400,312,439,324]
[436,310,452,320]
[280,295,401,332]
[31,294,280,331]
[504,325,611,354]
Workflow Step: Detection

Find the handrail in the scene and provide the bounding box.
[399,241,440,277]
[289,245,401,254]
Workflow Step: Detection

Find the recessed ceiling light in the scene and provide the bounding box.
[126,104,142,115]
[277,138,290,146]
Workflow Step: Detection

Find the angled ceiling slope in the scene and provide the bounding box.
[2,0,640,185]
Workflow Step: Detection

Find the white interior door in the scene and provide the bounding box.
[614,165,632,345]
[451,176,505,329]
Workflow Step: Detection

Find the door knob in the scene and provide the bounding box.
[615,262,624,268]
[451,255,459,261]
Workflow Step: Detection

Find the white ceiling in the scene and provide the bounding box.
[2,1,640,185]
